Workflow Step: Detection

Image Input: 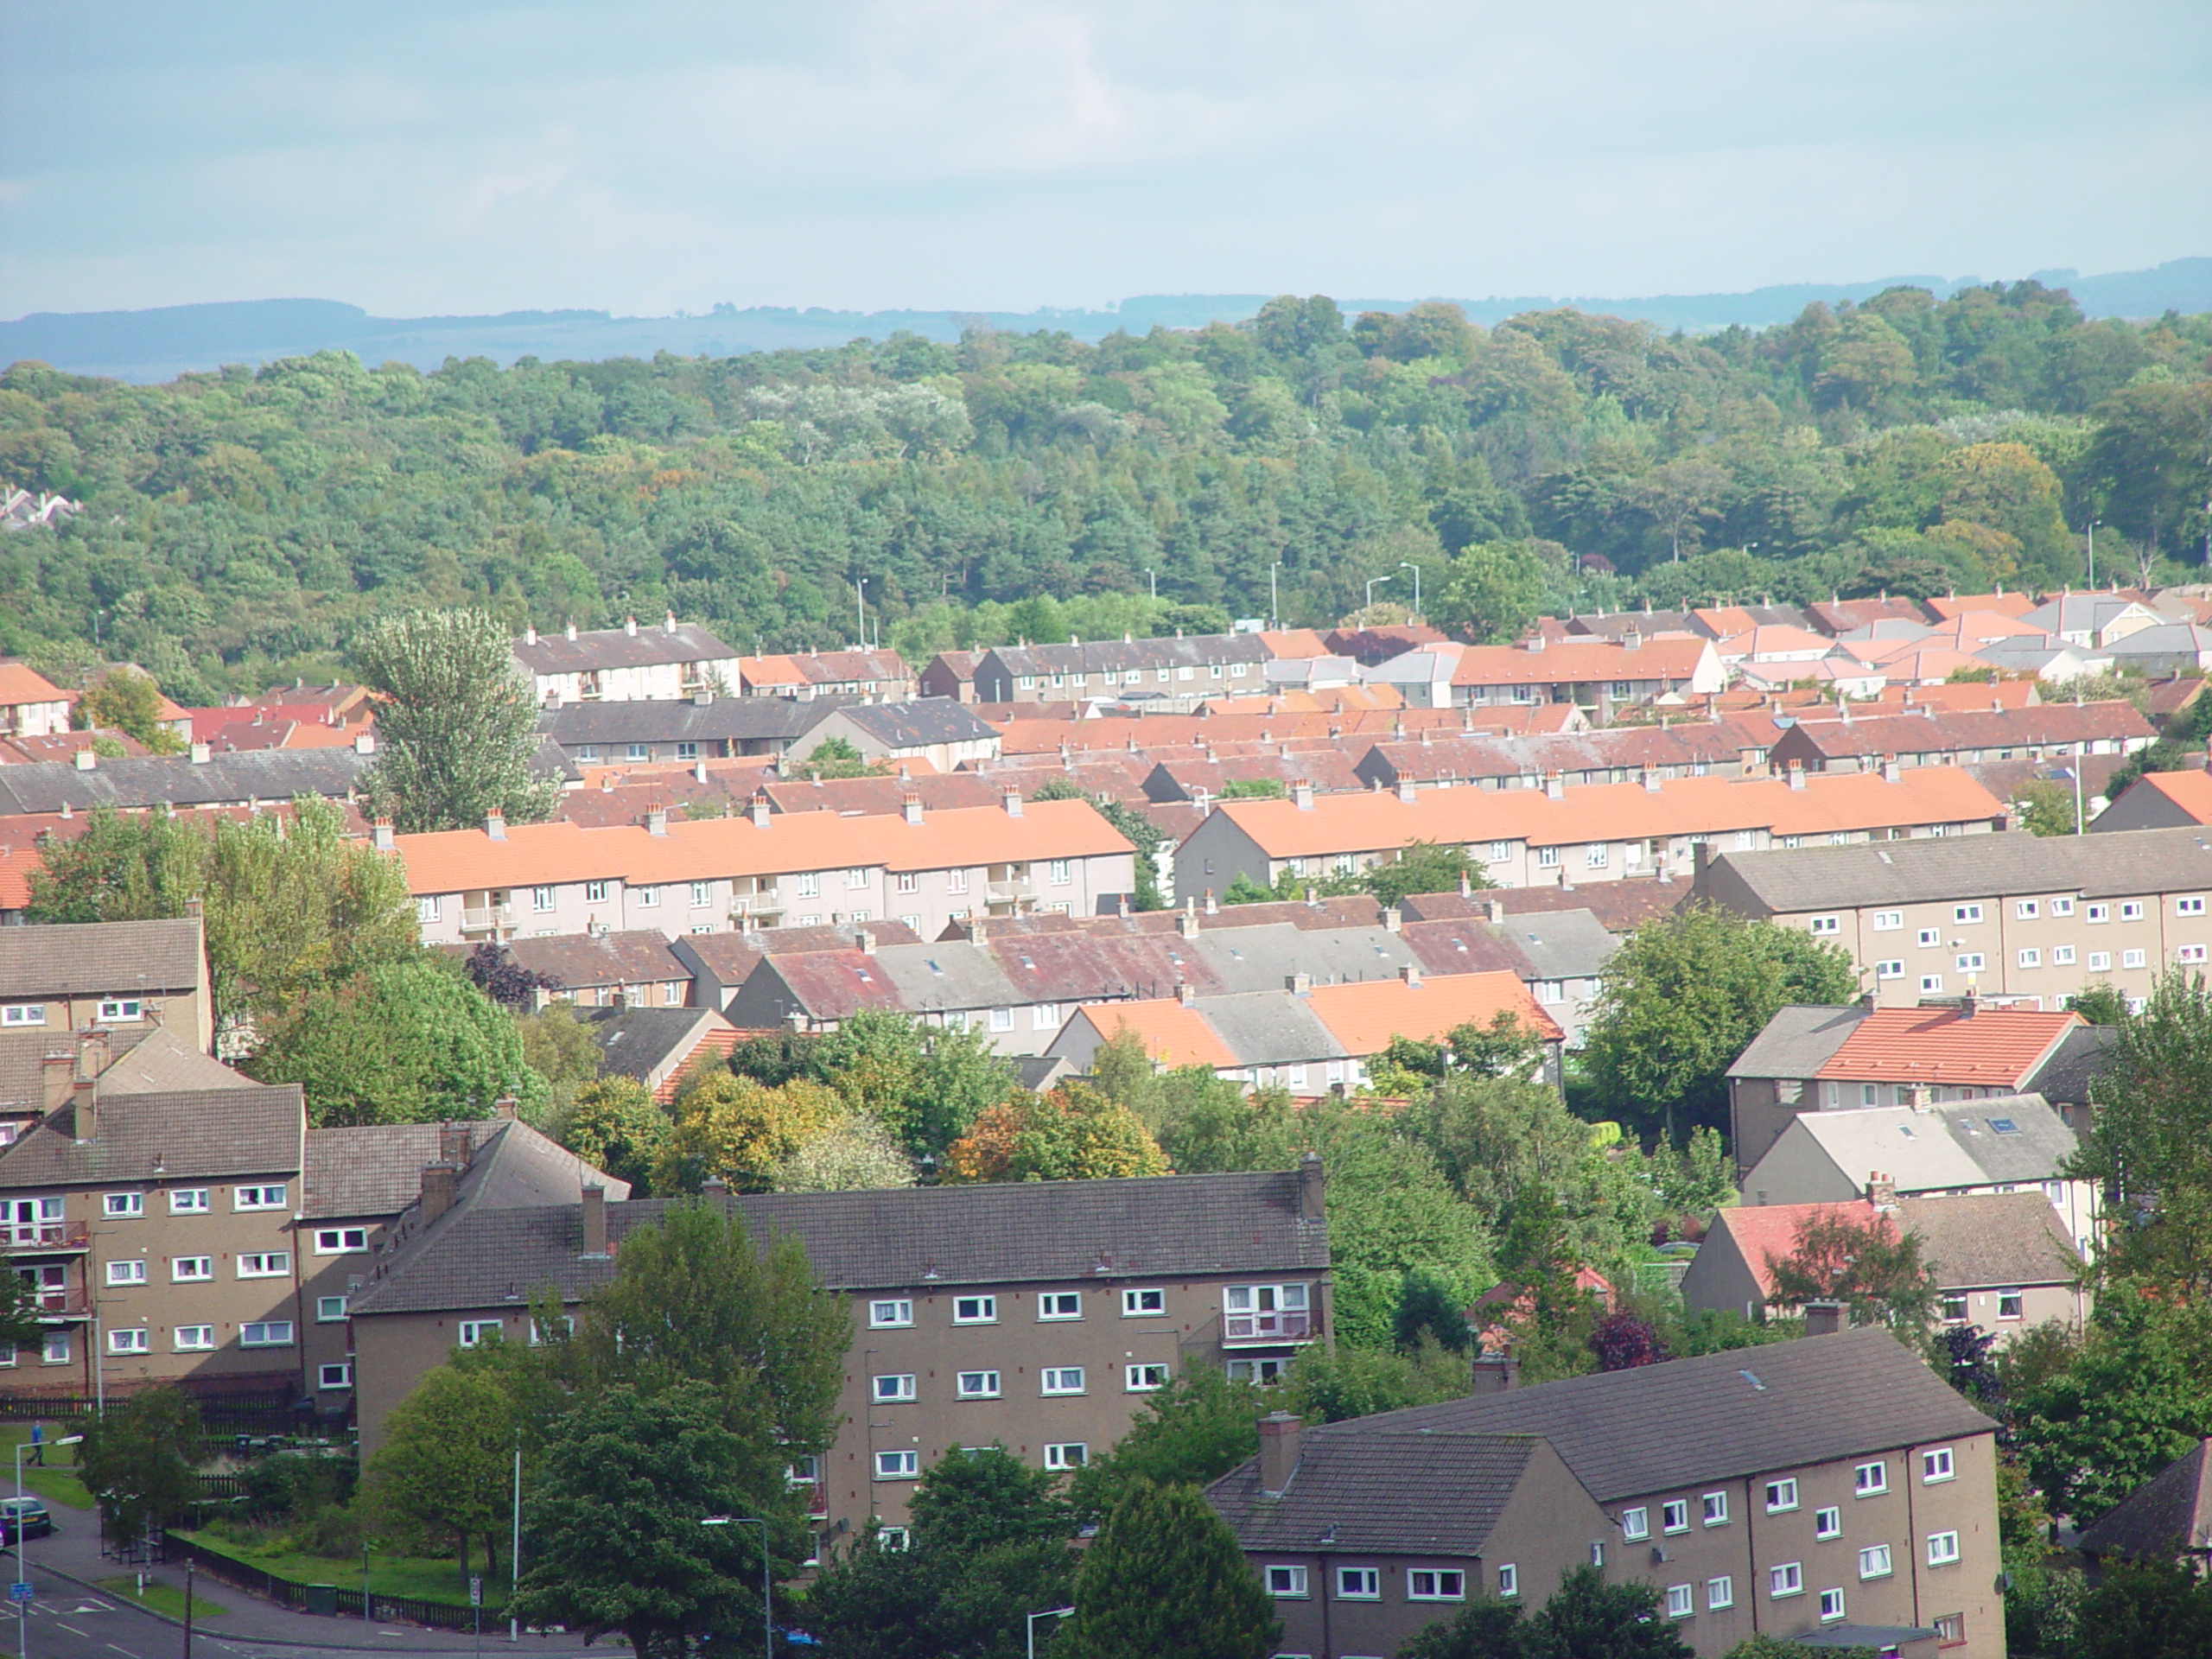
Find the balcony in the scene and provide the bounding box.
[460,903,515,934]
[985,880,1032,905]
[1223,1309,1314,1345]
[3,1222,89,1254]
[29,1290,90,1321]
[730,893,785,925]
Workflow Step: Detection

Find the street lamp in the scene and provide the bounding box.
[1398,561,1421,620]
[2044,765,2085,836]
[854,580,868,652]
[2086,518,2101,588]
[1144,569,1157,602]
[1270,562,1282,631]
[15,1432,82,1657]
[703,1516,772,1659]
[1027,1605,1076,1659]
[1364,573,1395,624]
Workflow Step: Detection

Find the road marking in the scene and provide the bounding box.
[105,1644,139,1656]
[56,1620,88,1635]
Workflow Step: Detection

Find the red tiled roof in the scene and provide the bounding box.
[1707,1201,1885,1299]
[0,848,40,910]
[1450,636,1714,687]
[2131,769,2212,824]
[1305,969,1562,1055]
[1926,592,2035,620]
[1813,1006,2081,1086]
[1070,1001,1241,1071]
[0,664,69,707]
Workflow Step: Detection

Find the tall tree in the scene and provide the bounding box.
[354,607,560,833]
[365,1362,518,1586]
[1764,1209,1938,1330]
[78,1388,206,1552]
[25,804,209,924]
[944,1081,1170,1184]
[73,666,186,752]
[1066,1372,1265,1522]
[1060,1478,1278,1659]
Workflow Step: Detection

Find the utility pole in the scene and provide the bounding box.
[1270,563,1281,630]
[1398,561,1421,620]
[2086,518,2100,587]
[855,579,868,651]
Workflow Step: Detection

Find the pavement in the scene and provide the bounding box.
[7,1506,612,1658]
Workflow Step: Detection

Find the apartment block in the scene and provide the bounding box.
[1691,828,2212,1007]
[1173,768,2005,906]
[0,917,214,1061]
[1211,1329,2000,1659]
[537,696,824,765]
[1763,701,2152,776]
[349,1164,1332,1541]
[735,649,912,702]
[1361,632,1726,711]
[514,617,742,707]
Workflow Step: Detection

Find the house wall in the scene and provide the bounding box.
[296,1211,410,1413]
[1677,1231,1770,1324]
[973,652,1270,704]
[529,654,743,708]
[0,989,213,1066]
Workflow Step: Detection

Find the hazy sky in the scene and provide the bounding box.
[3,0,2207,319]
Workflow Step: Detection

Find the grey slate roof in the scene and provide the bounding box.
[303,1120,504,1219]
[581,1006,729,1083]
[1191,925,1418,994]
[537,698,828,747]
[2078,1438,2212,1561]
[980,636,1270,679]
[1726,1004,1869,1080]
[1892,1192,2083,1288]
[1703,826,2212,913]
[1197,991,1349,1065]
[467,931,689,992]
[0,1084,302,1185]
[0,750,366,815]
[513,621,737,674]
[825,699,997,748]
[0,918,206,998]
[1319,1327,1995,1501]
[2024,1024,2122,1108]
[1208,1431,1557,1556]
[353,1166,1329,1315]
[92,1027,251,1096]
[1771,1094,2077,1192]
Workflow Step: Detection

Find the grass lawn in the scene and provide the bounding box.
[175,1529,504,1610]
[95,1573,229,1621]
[0,1427,93,1510]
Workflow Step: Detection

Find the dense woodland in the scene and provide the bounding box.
[2,284,2209,702]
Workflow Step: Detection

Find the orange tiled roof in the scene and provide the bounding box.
[1450,636,1713,686]
[1926,592,2036,621]
[2133,769,2212,823]
[0,664,69,706]
[1304,970,1561,1055]
[1813,1006,2081,1087]
[1073,1001,1241,1071]
[0,848,41,910]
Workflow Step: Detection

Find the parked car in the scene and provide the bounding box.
[0,1497,52,1543]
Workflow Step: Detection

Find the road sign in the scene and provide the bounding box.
[469,1576,482,1607]
[9,1582,31,1603]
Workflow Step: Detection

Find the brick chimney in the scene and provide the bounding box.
[1867,1171,1897,1209]
[1786,760,1807,791]
[41,1052,74,1114]
[486,810,507,840]
[581,1184,609,1256]
[1297,1151,1325,1221]
[750,793,772,829]
[902,791,923,826]
[1882,753,1901,785]
[420,1161,459,1224]
[1802,1300,1847,1337]
[645,804,668,836]
[1292,780,1314,810]
[69,1074,97,1141]
[1204,889,1218,916]
[1399,963,1422,988]
[439,1122,472,1166]
[624,616,639,637]
[1178,900,1200,940]
[1001,787,1023,817]
[190,741,212,765]
[1175,981,1195,1007]
[1397,778,1418,804]
[1382,906,1402,933]
[74,747,96,772]
[1286,972,1313,995]
[1471,1350,1520,1394]
[1484,898,1505,924]
[353,729,375,755]
[856,929,876,956]
[1544,772,1564,800]
[1256,1412,1304,1497]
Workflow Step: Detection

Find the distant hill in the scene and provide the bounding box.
[6,258,2207,384]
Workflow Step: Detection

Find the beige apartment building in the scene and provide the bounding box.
[349,1165,1332,1545]
[513,617,742,707]
[1693,828,2212,1007]
[0,917,215,1067]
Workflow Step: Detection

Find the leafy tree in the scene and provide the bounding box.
[654,1071,845,1192]
[513,1382,796,1659]
[73,666,185,752]
[1363,840,1491,907]
[464,942,563,1011]
[1580,905,1858,1137]
[1720,1638,1875,1659]
[365,1362,519,1584]
[771,1115,916,1191]
[558,1074,671,1192]
[1934,1324,2003,1409]
[1067,1372,1264,1521]
[1217,777,1286,799]
[1433,540,1556,644]
[806,1011,1017,1160]
[244,955,549,1126]
[355,607,561,833]
[2064,983,2133,1027]
[1059,1478,1278,1659]
[515,1001,602,1115]
[26,804,210,924]
[1220,873,1274,906]
[1587,1310,1669,1371]
[944,1081,1170,1183]
[788,734,890,781]
[1522,1566,1694,1659]
[1396,1597,1528,1659]
[1395,1268,1473,1353]
[2071,1560,2212,1659]
[78,1386,204,1553]
[1287,1336,1466,1424]
[2016,779,2081,837]
[1764,1208,1939,1331]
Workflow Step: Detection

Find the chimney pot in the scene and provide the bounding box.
[625,616,638,637]
[565,621,578,641]
[73,747,96,771]
[1292,780,1314,810]
[1485,898,1505,923]
[1287,971,1313,995]
[190,741,212,764]
[581,1184,609,1255]
[646,804,668,836]
[902,791,923,826]
[1787,760,1806,790]
[372,818,395,852]
[1471,1351,1520,1394]
[1802,1300,1847,1337]
[1383,906,1402,933]
[486,810,507,840]
[1002,787,1023,817]
[856,929,875,955]
[353,729,375,755]
[1204,889,1218,916]
[1399,963,1421,988]
[1175,980,1195,1006]
[1544,772,1564,800]
[750,793,772,829]
[1867,1171,1897,1209]
[70,1074,98,1141]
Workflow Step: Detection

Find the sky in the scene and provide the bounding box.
[3,0,2208,321]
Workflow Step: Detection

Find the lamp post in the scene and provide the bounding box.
[1270,563,1281,631]
[2086,518,2101,587]
[1364,574,1395,624]
[2045,765,2085,836]
[855,580,868,652]
[1027,1605,1076,1659]
[1398,561,1421,621]
[702,1516,772,1659]
[15,1433,82,1658]
[1144,569,1157,602]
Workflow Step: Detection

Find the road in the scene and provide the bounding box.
[3,1561,506,1659]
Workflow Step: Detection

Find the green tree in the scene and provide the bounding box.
[513,1382,795,1659]
[77,1386,204,1553]
[1363,840,1491,907]
[804,1011,1017,1160]
[73,666,186,752]
[24,804,209,924]
[1220,873,1274,906]
[2071,1560,2212,1659]
[1764,1208,1939,1331]
[560,1074,671,1192]
[944,1081,1171,1183]
[244,956,548,1126]
[2016,779,2081,837]
[1580,906,1858,1137]
[1433,540,1555,644]
[1396,1597,1528,1659]
[1067,1372,1264,1521]
[1060,1478,1277,1659]
[1287,1337,1467,1424]
[515,1001,603,1115]
[772,1115,917,1192]
[365,1362,519,1585]
[2064,983,2133,1027]
[355,608,561,833]
[1522,1565,1694,1659]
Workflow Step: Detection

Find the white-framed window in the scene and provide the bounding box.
[41,1332,67,1364]
[1872,911,1902,931]
[1126,1363,1169,1391]
[2124,949,2147,969]
[1620,1507,1649,1541]
[1039,1292,1081,1320]
[1266,1566,1309,1599]
[1862,1083,1881,1105]
[1224,1282,1310,1340]
[99,997,145,1022]
[1955,952,1985,972]
[1809,915,1841,936]
[105,1260,147,1287]
[625,742,649,762]
[2178,895,2208,916]
[173,1325,213,1352]
[1044,1442,1087,1471]
[585,880,609,903]
[237,1251,290,1278]
[2053,944,2076,965]
[1664,1584,1694,1619]
[1662,1499,1689,1534]
[794,872,820,898]
[104,1192,143,1218]
[1941,1291,1969,1323]
[0,1005,45,1027]
[1953,905,1983,924]
[1702,1491,1729,1527]
[1048,859,1071,886]
[108,1327,150,1358]
[2018,948,2042,969]
[1337,1568,1380,1599]
[989,1006,1014,1032]
[317,1294,348,1322]
[1707,1576,1733,1611]
[687,880,711,909]
[319,1363,353,1389]
[1585,843,1609,869]
[171,1256,213,1283]
[416,896,442,924]
[1917,927,1942,947]
[946,868,969,894]
[2088,950,2112,971]
[1488,840,1510,863]
[868,1299,913,1328]
[1032,1002,1060,1031]
[874,1450,919,1480]
[873,1374,917,1402]
[1876,959,1904,979]
[1041,1367,1085,1395]
[1927,1530,1961,1566]
[844,867,868,890]
[2015,899,2040,918]
[1859,1545,1892,1580]
[1765,1478,1798,1513]
[1819,1588,1846,1622]
[1497,1564,1518,1599]
[1855,1460,1888,1496]
[233,1185,287,1211]
[240,1320,294,1348]
[458,1319,504,1347]
[954,1294,997,1325]
[315,1227,368,1255]
[955,1370,1001,1399]
[877,1526,912,1550]
[1226,1355,1293,1385]
[532,886,556,912]
[635,884,659,908]
[1770,1562,1803,1599]
[1123,1288,1166,1316]
[2050,895,2075,915]
[1998,1288,2024,1320]
[1815,1506,1841,1540]
[2121,900,2145,921]
[896,871,919,894]
[2087,903,2110,924]
[2178,944,2209,964]
[1408,1569,1465,1601]
[1923,1446,1955,1483]
[1537,846,1560,868]
[1920,975,1944,995]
